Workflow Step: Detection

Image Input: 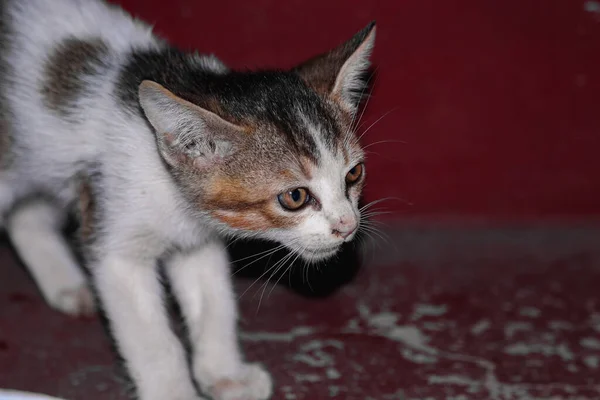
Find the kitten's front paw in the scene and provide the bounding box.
[208,363,272,400]
[51,284,96,317]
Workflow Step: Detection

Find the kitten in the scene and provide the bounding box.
[0,0,375,399]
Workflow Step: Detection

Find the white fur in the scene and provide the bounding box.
[6,201,94,316]
[0,1,270,399]
[166,242,272,399]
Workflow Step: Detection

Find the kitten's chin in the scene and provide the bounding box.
[293,245,341,264]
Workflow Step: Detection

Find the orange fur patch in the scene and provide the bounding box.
[299,157,314,180]
[205,176,297,230]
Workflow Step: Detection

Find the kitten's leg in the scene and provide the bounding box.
[6,200,94,316]
[94,254,204,400]
[166,240,273,400]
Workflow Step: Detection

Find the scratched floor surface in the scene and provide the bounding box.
[1,226,600,400]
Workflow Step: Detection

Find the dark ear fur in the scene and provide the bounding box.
[138,80,245,169]
[294,21,376,112]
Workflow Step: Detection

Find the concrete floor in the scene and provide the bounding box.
[1,226,600,399]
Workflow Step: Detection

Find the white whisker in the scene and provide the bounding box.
[231,243,290,277]
[231,242,286,264]
[255,249,298,312]
[362,139,407,151]
[268,246,305,300]
[346,67,380,143]
[237,245,296,300]
[357,106,401,141]
[360,196,409,212]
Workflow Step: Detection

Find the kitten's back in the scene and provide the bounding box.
[1,0,159,119]
[0,0,161,203]
[3,0,156,54]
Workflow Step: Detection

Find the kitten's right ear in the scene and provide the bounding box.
[294,22,376,113]
[138,80,245,169]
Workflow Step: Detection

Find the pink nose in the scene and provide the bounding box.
[332,217,358,239]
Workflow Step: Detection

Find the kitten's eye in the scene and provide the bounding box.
[278,188,310,211]
[346,163,364,184]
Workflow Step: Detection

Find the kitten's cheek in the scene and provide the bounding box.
[291,216,337,254]
[352,186,364,200]
[296,214,329,236]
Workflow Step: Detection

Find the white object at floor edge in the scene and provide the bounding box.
[0,390,66,400]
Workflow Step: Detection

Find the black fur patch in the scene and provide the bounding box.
[41,37,110,117]
[116,46,346,161]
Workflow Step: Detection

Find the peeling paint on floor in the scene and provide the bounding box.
[239,326,316,342]
[2,227,600,399]
[584,0,600,13]
[470,319,491,335]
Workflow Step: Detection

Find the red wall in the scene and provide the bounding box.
[116,0,600,221]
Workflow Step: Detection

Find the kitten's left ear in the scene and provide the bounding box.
[138,80,246,170]
[294,21,376,113]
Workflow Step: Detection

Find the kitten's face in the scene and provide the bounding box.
[202,102,366,262]
[269,146,366,262]
[139,22,376,262]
